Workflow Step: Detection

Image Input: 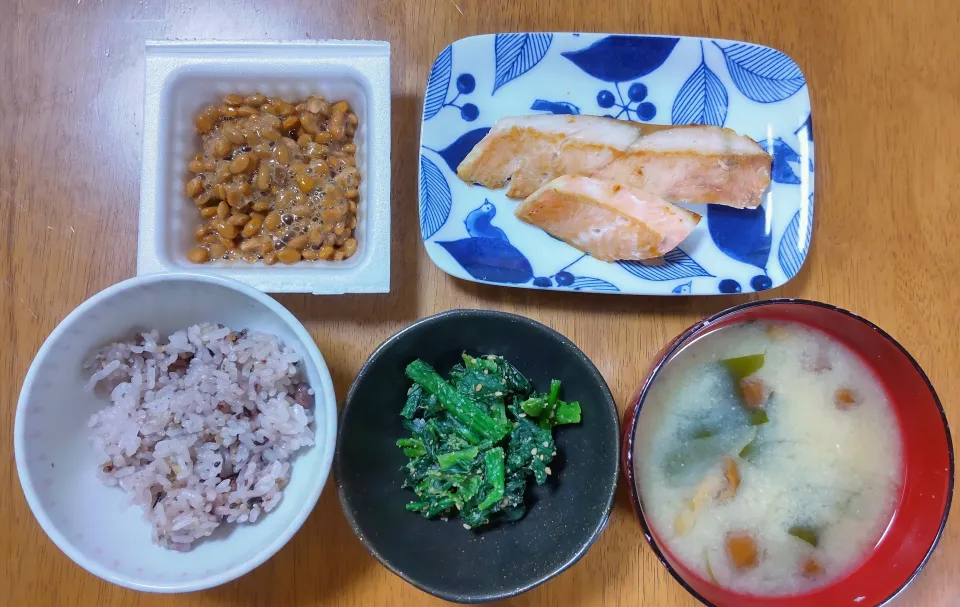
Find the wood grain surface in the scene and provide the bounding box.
[2,0,958,605]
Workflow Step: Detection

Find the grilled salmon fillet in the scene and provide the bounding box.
[593,126,771,209]
[457,115,771,208]
[456,115,640,198]
[514,176,701,262]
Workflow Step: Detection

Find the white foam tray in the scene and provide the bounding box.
[137,40,391,294]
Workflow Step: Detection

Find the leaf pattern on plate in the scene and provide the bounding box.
[714,42,805,103]
[437,237,535,284]
[424,45,453,120]
[707,204,772,269]
[530,99,581,115]
[562,35,679,82]
[434,127,491,173]
[672,43,728,126]
[493,33,553,94]
[569,276,620,292]
[419,155,452,239]
[617,249,712,281]
[759,137,812,185]
[795,113,813,142]
[778,194,815,280]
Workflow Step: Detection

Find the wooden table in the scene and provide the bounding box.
[2,0,958,605]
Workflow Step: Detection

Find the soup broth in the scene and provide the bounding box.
[635,320,903,597]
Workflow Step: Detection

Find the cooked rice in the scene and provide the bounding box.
[84,323,315,551]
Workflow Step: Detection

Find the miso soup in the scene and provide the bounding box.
[635,320,903,596]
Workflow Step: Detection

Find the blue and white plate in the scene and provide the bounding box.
[418,33,813,295]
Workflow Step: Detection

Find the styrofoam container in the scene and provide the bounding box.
[14,273,338,592]
[137,41,391,294]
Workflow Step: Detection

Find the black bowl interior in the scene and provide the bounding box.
[336,310,620,603]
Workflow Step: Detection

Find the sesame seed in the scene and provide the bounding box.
[539,455,544,460]
[406,386,412,395]
[531,448,538,455]
[518,413,526,418]
[542,441,549,447]
[495,391,503,397]
[483,369,489,374]
[551,451,556,456]
[475,384,482,392]
[545,467,552,475]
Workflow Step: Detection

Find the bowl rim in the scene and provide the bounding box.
[13,272,338,593]
[335,308,621,603]
[621,298,955,607]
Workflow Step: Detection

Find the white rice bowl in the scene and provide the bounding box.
[14,274,337,592]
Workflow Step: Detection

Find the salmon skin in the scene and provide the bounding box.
[514,175,702,262]
[457,115,771,209]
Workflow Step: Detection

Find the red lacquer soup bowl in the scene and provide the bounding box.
[620,299,953,607]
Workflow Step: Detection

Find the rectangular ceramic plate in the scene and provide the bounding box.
[418,33,813,295]
[138,40,391,294]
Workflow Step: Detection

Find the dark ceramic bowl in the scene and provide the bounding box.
[336,309,620,603]
[621,299,954,607]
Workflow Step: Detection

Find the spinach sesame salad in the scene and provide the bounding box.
[397,354,583,530]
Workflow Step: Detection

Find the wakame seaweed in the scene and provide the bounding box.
[398,354,582,529]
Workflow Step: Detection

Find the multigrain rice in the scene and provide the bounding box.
[84,323,315,551]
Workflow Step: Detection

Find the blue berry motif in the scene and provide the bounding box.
[596,80,657,121]
[597,90,616,109]
[718,279,742,294]
[460,104,479,121]
[523,254,620,292]
[456,73,476,94]
[750,275,773,291]
[433,72,480,122]
[628,82,647,101]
